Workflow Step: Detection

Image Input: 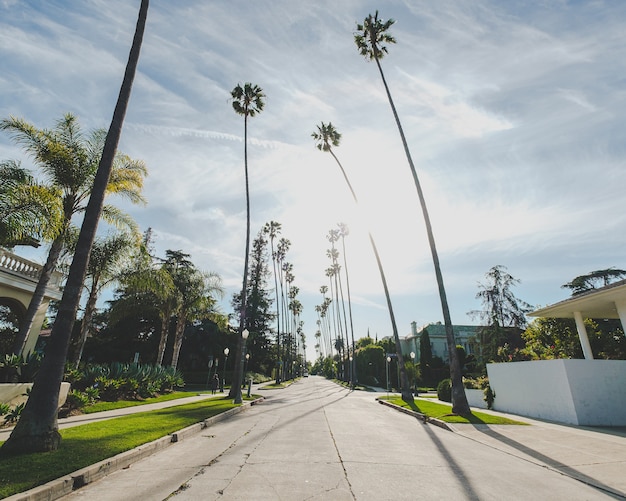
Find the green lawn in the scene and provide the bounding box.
[0,397,240,499]
[82,390,204,413]
[381,396,527,425]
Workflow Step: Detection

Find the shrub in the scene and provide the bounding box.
[64,390,90,411]
[484,386,496,409]
[437,378,452,402]
[0,402,10,416]
[3,402,25,424]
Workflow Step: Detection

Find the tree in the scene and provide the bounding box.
[0,113,146,357]
[73,231,139,367]
[419,327,433,381]
[230,82,265,403]
[562,268,626,295]
[469,265,532,364]
[0,160,61,248]
[337,222,356,386]
[312,121,413,402]
[263,221,282,381]
[231,230,275,374]
[1,0,149,455]
[354,12,469,414]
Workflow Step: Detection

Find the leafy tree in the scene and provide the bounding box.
[562,268,626,295]
[469,265,532,364]
[312,121,412,402]
[0,160,61,248]
[230,82,265,402]
[0,0,149,455]
[354,12,467,413]
[72,231,139,367]
[0,113,146,357]
[231,230,275,374]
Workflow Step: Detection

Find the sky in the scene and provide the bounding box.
[2,0,626,362]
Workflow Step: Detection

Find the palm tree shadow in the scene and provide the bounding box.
[472,426,622,498]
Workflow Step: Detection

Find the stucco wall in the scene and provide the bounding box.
[487,359,626,426]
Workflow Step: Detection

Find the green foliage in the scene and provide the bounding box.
[63,390,91,411]
[0,353,42,383]
[484,386,496,409]
[3,402,25,424]
[437,378,452,402]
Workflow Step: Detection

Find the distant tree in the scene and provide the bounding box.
[469,265,532,364]
[1,0,149,455]
[419,328,433,380]
[312,121,412,402]
[231,230,275,374]
[355,11,467,414]
[73,231,139,367]
[562,268,626,295]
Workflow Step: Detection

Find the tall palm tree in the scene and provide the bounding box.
[354,12,469,414]
[337,222,356,387]
[313,121,412,401]
[230,82,265,403]
[263,221,282,382]
[0,114,146,357]
[1,0,149,455]
[73,231,139,367]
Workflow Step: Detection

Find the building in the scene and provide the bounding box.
[400,321,478,362]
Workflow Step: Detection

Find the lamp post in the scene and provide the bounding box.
[222,347,229,392]
[386,355,391,399]
[349,356,354,390]
[245,353,250,374]
[410,351,416,395]
[233,329,249,404]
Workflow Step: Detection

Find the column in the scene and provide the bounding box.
[573,311,594,360]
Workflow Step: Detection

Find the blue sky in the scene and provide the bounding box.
[2,0,626,361]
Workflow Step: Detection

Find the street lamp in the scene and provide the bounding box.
[233,329,249,404]
[410,352,416,395]
[245,353,250,374]
[349,356,354,390]
[386,355,391,398]
[222,347,229,392]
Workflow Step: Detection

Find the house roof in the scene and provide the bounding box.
[529,279,626,319]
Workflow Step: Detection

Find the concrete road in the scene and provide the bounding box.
[61,376,617,500]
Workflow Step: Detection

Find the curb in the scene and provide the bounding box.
[5,397,264,501]
[377,398,452,431]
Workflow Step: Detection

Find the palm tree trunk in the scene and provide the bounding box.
[1,0,149,455]
[231,113,251,403]
[12,235,64,355]
[74,286,98,368]
[170,314,186,371]
[373,55,469,414]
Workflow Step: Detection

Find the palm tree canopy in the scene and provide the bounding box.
[231,83,266,118]
[354,11,396,61]
[312,122,341,152]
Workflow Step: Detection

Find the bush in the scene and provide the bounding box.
[484,386,496,409]
[64,390,90,411]
[437,378,452,402]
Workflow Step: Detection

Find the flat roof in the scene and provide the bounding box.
[529,279,626,319]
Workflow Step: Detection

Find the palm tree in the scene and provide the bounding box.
[354,12,469,414]
[337,222,356,387]
[263,221,282,382]
[1,0,149,455]
[0,114,146,357]
[313,121,413,402]
[230,82,265,403]
[73,231,139,367]
[0,160,61,248]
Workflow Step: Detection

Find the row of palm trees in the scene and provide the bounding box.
[313,224,355,383]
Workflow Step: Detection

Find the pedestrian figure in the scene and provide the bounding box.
[211,373,219,394]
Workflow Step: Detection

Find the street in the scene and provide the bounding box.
[61,376,617,500]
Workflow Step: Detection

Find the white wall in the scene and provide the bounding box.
[486,360,626,426]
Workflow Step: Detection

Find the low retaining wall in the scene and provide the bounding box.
[464,388,487,409]
[486,359,626,426]
[0,382,71,409]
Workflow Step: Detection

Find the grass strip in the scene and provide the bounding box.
[0,397,239,499]
[82,391,202,413]
[381,396,527,425]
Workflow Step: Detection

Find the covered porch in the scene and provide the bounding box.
[486,280,626,426]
